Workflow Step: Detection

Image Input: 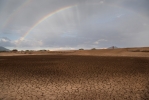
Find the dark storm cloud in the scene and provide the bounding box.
[0,0,149,50]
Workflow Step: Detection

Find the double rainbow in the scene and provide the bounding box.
[18,3,148,42]
[19,4,77,41]
[2,0,33,29]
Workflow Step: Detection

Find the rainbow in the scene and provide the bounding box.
[19,4,77,41]
[2,0,33,29]
[19,3,148,42]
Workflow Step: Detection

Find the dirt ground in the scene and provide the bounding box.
[0,55,149,100]
[1,48,149,57]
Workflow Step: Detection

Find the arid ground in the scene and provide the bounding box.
[0,48,149,100]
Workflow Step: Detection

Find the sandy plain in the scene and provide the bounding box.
[0,48,149,100]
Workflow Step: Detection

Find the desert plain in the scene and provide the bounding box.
[0,47,149,100]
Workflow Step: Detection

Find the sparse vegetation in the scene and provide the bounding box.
[12,49,18,52]
[129,49,149,52]
[79,48,84,50]
[39,49,47,51]
[131,49,140,52]
[91,48,96,50]
[140,50,149,52]
[0,51,7,52]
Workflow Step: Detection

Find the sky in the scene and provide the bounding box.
[0,0,149,50]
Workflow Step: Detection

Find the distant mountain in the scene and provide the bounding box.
[107,46,118,49]
[0,46,9,51]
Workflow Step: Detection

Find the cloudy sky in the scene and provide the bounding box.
[0,0,149,50]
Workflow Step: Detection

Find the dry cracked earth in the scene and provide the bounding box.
[0,55,149,100]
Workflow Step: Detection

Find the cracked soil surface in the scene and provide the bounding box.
[0,55,149,100]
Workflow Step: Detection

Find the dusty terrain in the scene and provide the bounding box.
[0,53,149,100]
[0,48,149,100]
[1,47,149,57]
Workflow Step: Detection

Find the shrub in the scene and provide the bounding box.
[79,48,84,50]
[12,49,18,52]
[91,48,96,50]
[39,50,47,51]
[130,49,140,52]
[140,50,149,52]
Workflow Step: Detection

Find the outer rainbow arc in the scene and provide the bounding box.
[2,0,32,28]
[19,4,77,42]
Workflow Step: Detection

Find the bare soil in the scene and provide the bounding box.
[1,48,149,57]
[0,55,149,100]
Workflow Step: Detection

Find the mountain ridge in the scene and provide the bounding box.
[0,46,9,51]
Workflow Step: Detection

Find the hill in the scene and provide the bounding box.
[107,46,118,49]
[0,46,9,51]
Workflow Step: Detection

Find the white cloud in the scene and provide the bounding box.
[94,39,107,45]
[0,37,15,47]
[100,1,104,4]
[1,38,8,42]
[38,40,43,46]
[116,14,125,18]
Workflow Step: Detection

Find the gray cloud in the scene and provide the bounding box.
[0,0,149,50]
